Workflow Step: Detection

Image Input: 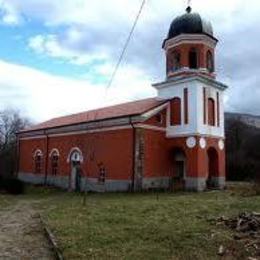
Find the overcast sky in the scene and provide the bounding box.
[0,0,259,122]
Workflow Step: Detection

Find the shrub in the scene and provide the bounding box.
[0,178,25,195]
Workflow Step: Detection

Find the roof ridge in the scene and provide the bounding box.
[42,97,158,122]
[21,97,167,133]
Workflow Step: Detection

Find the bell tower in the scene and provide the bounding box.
[163,5,217,80]
[153,6,228,191]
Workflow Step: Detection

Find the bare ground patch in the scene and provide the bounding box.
[0,199,55,259]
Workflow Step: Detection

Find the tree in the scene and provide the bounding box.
[0,109,31,178]
[225,117,260,181]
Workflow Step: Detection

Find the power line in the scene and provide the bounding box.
[105,0,146,91]
[85,0,147,172]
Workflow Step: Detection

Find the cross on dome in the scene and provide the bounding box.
[186,0,192,13]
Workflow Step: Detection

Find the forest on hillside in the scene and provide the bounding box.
[225,115,260,181]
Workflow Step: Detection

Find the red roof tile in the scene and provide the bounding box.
[23,98,167,132]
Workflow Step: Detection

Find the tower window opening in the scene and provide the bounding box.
[208,98,215,126]
[207,50,214,73]
[189,48,198,69]
[173,51,181,71]
[171,97,182,125]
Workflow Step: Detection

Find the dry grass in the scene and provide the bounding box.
[2,184,260,259]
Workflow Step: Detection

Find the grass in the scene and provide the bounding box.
[0,193,16,209]
[2,184,260,259]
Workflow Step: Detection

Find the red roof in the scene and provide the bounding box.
[23,98,167,132]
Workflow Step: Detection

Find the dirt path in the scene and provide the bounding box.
[0,199,55,260]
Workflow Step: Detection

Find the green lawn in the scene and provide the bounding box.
[2,184,260,259]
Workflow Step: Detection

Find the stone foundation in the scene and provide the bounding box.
[18,172,225,192]
[185,177,207,192]
[142,177,170,190]
[18,172,131,192]
[211,177,226,189]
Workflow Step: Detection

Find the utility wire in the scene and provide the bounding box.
[105,0,146,91]
[83,0,147,196]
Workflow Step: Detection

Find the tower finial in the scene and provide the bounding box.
[186,0,192,13]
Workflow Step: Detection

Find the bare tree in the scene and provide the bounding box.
[0,109,31,178]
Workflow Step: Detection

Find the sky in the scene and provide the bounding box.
[0,0,259,123]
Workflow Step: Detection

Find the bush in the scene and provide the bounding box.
[0,177,25,195]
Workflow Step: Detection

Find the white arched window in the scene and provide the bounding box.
[67,147,84,164]
[33,149,43,174]
[49,149,60,175]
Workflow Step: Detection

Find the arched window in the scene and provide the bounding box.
[207,50,214,73]
[173,51,181,71]
[50,150,59,175]
[208,98,215,126]
[34,150,43,174]
[67,147,84,164]
[98,163,106,183]
[189,48,198,69]
[171,97,182,125]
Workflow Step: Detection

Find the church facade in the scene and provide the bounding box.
[17,7,228,192]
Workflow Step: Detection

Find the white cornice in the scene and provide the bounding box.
[166,133,225,139]
[19,123,167,140]
[140,102,169,121]
[153,74,228,91]
[134,124,166,132]
[164,34,218,50]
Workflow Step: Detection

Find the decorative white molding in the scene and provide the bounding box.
[186,137,197,149]
[20,135,46,141]
[199,138,207,149]
[46,125,133,138]
[167,67,212,78]
[164,34,218,50]
[49,148,60,158]
[166,133,225,139]
[140,102,169,121]
[153,74,228,91]
[33,149,43,158]
[134,124,166,132]
[218,139,225,150]
[67,147,84,163]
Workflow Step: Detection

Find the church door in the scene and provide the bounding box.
[71,161,81,192]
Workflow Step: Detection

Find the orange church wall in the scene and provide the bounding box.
[142,133,225,181]
[19,138,46,174]
[19,128,134,181]
[19,126,225,192]
[142,130,169,178]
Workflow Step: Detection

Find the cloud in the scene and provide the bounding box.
[0,0,23,25]
[28,32,109,65]
[0,0,260,118]
[0,60,155,122]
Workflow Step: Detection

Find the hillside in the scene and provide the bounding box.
[225,112,260,181]
[225,112,260,129]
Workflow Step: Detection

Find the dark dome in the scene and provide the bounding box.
[166,8,215,41]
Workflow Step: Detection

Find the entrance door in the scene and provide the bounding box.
[71,162,81,192]
[207,148,219,189]
[176,161,185,179]
[172,149,186,191]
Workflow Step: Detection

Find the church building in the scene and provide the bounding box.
[17,6,228,192]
